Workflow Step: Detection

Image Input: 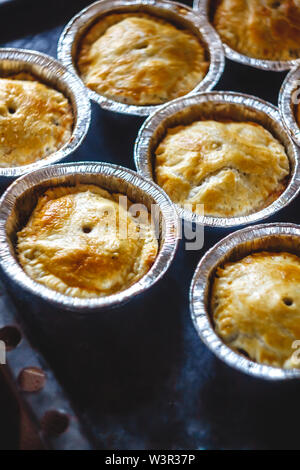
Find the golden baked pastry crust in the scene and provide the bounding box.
[213,0,300,61]
[297,103,300,128]
[211,251,300,369]
[154,120,289,217]
[17,185,158,298]
[77,13,209,105]
[0,74,73,168]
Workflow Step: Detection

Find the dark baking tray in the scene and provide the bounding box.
[0,0,300,451]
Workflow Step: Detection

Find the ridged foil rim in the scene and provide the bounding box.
[134,91,300,227]
[279,65,300,147]
[190,223,300,380]
[57,0,225,116]
[0,162,179,313]
[0,48,91,180]
[193,0,300,71]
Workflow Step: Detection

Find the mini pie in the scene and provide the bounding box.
[0,74,73,168]
[17,185,158,298]
[211,251,300,369]
[213,0,300,61]
[154,120,289,217]
[77,13,209,105]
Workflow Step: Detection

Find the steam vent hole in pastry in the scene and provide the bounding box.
[77,13,209,105]
[211,251,300,369]
[213,0,300,61]
[17,185,159,298]
[154,120,289,217]
[0,74,73,167]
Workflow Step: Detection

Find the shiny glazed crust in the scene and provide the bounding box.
[77,13,209,105]
[17,185,158,298]
[211,251,300,369]
[0,74,73,167]
[154,120,289,217]
[213,0,300,61]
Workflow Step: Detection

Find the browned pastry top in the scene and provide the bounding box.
[17,185,159,298]
[0,74,73,167]
[214,0,300,61]
[78,13,209,105]
[211,251,300,369]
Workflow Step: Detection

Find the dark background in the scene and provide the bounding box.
[0,0,299,450]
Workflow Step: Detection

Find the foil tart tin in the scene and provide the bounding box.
[190,223,300,380]
[57,0,225,116]
[0,48,91,182]
[279,65,300,148]
[134,91,300,228]
[193,0,300,71]
[0,162,179,313]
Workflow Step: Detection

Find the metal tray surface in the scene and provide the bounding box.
[0,0,300,451]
